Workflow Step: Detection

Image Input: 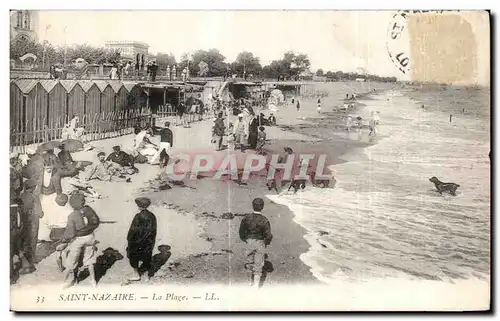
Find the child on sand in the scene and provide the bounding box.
[256,126,266,154]
[126,197,157,281]
[57,193,100,288]
[239,198,273,288]
[317,98,322,113]
[296,100,300,111]
[346,115,353,131]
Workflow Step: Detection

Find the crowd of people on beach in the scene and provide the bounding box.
[9,111,178,287]
[10,86,372,289]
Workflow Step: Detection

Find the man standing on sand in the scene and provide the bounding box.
[18,179,43,274]
[239,198,273,288]
[213,112,226,151]
[150,122,173,166]
[126,197,157,281]
[296,100,300,112]
[233,114,248,152]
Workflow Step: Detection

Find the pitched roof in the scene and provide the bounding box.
[108,81,123,93]
[78,80,97,92]
[59,80,79,92]
[13,79,38,94]
[38,79,58,92]
[122,82,137,92]
[93,80,110,92]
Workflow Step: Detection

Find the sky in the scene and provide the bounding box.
[34,10,490,85]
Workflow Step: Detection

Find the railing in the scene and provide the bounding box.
[9,104,214,154]
[10,108,152,154]
[153,105,212,127]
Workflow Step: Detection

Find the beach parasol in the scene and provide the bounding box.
[22,159,44,179]
[61,139,84,152]
[37,140,63,152]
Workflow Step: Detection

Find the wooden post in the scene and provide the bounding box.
[146,87,150,109]
[163,86,167,116]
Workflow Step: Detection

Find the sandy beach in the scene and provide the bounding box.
[10,81,409,289]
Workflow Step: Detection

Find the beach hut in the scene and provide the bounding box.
[123,82,144,110]
[45,80,67,127]
[95,80,115,115]
[116,85,129,111]
[78,81,100,117]
[61,80,86,121]
[110,81,128,111]
[11,79,53,144]
[10,79,34,134]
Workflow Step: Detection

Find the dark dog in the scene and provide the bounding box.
[288,178,306,193]
[429,177,460,196]
[310,171,334,188]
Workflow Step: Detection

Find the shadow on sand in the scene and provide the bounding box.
[259,258,275,287]
[77,247,124,284]
[139,245,172,277]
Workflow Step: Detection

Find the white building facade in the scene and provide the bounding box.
[104,40,149,63]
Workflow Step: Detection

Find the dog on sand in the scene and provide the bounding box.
[429,177,460,196]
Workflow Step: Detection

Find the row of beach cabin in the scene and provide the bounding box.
[10,79,148,136]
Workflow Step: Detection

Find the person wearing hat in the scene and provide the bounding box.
[233,113,248,152]
[238,198,273,288]
[248,114,260,150]
[268,113,276,126]
[149,122,173,166]
[56,143,81,178]
[17,179,44,274]
[212,112,226,151]
[86,152,130,182]
[59,193,100,288]
[126,197,157,281]
[107,145,138,174]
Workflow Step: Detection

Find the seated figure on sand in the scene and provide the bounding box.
[107,145,139,174]
[84,152,131,183]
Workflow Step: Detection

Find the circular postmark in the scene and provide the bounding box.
[386,10,456,76]
[386,11,411,75]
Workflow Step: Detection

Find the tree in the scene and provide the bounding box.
[262,60,289,80]
[283,51,310,77]
[10,38,43,60]
[198,61,209,76]
[179,49,228,77]
[316,69,324,76]
[231,51,262,77]
[151,52,176,73]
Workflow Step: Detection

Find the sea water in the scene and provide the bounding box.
[268,87,490,289]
